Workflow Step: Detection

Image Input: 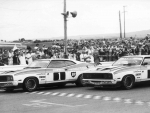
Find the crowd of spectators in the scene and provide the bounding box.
[0,36,150,66]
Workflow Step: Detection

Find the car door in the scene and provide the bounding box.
[45,60,66,83]
[63,60,77,80]
[140,57,150,80]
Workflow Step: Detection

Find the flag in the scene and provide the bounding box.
[13,44,18,51]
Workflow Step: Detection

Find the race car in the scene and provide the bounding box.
[0,58,95,92]
[82,55,150,90]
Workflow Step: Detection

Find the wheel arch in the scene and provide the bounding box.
[75,74,84,87]
[23,76,39,85]
[77,74,83,81]
[121,74,135,82]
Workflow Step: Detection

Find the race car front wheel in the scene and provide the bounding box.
[23,77,38,92]
[122,75,135,90]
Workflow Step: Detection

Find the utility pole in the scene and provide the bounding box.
[62,0,77,58]
[119,10,122,40]
[123,6,126,38]
[64,0,68,58]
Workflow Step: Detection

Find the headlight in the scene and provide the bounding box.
[103,74,113,79]
[7,76,13,81]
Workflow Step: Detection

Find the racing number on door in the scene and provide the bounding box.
[53,72,66,81]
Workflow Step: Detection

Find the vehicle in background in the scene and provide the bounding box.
[0,42,26,52]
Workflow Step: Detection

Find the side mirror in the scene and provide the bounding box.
[64,68,68,71]
[86,65,89,68]
[142,62,148,65]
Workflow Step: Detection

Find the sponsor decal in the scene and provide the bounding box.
[135,73,141,76]
[71,72,76,77]
[134,71,141,73]
[39,76,46,78]
[114,67,139,74]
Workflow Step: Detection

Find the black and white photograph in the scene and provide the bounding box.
[0,0,150,113]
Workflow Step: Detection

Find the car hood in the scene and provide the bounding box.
[96,65,139,72]
[0,67,68,75]
[0,68,49,75]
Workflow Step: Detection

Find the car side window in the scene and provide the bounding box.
[143,58,150,65]
[65,61,76,67]
[48,60,66,68]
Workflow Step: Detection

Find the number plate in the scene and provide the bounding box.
[0,83,5,87]
[94,82,102,85]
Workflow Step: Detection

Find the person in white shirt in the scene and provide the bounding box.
[80,51,88,62]
[34,44,39,50]
[26,51,33,65]
[85,52,94,63]
[39,49,44,58]
[19,51,26,65]
[8,49,13,65]
[42,45,47,51]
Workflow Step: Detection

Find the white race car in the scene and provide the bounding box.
[83,55,150,89]
[0,59,95,92]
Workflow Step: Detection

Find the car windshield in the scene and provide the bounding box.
[113,57,143,66]
[25,60,50,68]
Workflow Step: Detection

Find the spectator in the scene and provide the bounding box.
[25,51,33,65]
[2,50,9,65]
[19,51,26,65]
[93,49,100,65]
[80,51,88,62]
[13,50,20,65]
[34,44,39,50]
[8,49,13,65]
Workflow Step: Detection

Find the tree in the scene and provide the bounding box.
[20,38,25,42]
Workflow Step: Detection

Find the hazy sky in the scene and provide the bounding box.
[0,0,150,41]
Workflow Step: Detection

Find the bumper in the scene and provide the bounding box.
[0,81,19,88]
[83,79,120,87]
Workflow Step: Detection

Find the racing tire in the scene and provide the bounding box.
[122,75,135,90]
[5,88,14,92]
[23,78,38,92]
[75,75,85,87]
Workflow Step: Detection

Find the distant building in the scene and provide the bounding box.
[0,42,27,53]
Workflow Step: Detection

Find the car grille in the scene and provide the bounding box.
[0,76,8,82]
[83,73,113,79]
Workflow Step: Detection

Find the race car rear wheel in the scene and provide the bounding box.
[23,77,38,92]
[75,75,84,87]
[122,75,135,90]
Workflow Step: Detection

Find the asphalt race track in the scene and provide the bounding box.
[1,83,150,113]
